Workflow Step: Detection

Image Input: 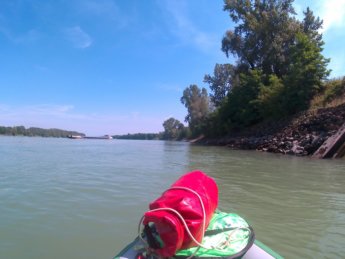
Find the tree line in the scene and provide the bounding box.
[113,118,190,141]
[113,133,160,140]
[161,0,343,140]
[0,125,84,138]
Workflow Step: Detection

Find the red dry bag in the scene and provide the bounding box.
[142,171,218,257]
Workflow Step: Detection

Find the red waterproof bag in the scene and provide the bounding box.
[142,171,218,257]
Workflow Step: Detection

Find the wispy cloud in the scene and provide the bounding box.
[317,0,345,33]
[314,0,345,77]
[64,26,93,49]
[76,0,132,29]
[155,82,183,93]
[157,0,217,53]
[294,0,345,77]
[27,104,75,115]
[0,26,40,44]
[0,104,77,121]
[327,51,345,78]
[81,0,119,16]
[0,10,38,44]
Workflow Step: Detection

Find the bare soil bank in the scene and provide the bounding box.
[197,103,345,156]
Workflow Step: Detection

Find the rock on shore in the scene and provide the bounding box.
[199,103,345,156]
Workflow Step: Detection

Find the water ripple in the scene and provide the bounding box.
[0,137,345,258]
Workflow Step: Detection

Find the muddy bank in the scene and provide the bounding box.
[198,103,345,156]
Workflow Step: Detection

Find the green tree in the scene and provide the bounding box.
[302,7,323,47]
[219,69,263,130]
[218,0,330,125]
[282,32,330,114]
[181,84,210,136]
[204,63,236,107]
[257,74,285,118]
[162,117,185,140]
[222,0,299,77]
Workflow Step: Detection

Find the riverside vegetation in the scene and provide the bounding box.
[156,0,345,156]
[0,126,84,138]
[111,0,344,148]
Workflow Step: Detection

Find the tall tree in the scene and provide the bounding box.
[162,117,185,140]
[282,32,330,114]
[302,7,323,47]
[220,0,330,121]
[180,85,210,135]
[219,69,263,129]
[222,0,300,77]
[204,63,236,107]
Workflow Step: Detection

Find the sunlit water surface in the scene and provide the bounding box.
[0,136,344,258]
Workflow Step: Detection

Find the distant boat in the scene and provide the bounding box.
[83,135,113,140]
[67,135,84,139]
[67,135,113,140]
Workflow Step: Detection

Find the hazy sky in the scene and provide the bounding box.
[1,0,344,135]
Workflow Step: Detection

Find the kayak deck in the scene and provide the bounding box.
[115,237,283,259]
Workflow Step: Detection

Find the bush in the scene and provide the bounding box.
[323,77,345,104]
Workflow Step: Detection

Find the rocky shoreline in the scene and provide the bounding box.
[198,103,345,156]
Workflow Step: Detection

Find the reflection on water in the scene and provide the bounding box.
[0,137,344,258]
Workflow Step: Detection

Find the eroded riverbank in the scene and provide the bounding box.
[198,103,345,157]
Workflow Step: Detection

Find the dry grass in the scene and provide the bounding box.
[310,77,345,109]
[310,94,325,109]
[324,93,345,108]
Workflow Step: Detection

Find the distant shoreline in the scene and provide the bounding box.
[0,126,84,138]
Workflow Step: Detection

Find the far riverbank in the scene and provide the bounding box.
[196,103,345,157]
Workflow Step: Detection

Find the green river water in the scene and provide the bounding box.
[0,136,344,258]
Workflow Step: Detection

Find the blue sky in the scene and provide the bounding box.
[1,0,344,135]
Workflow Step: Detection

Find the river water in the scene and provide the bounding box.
[0,136,344,258]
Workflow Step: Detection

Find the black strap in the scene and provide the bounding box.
[204,227,237,236]
[143,225,161,249]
